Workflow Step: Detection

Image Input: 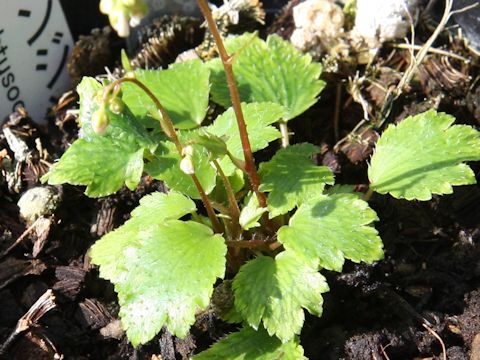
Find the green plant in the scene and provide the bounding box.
[42,2,480,357]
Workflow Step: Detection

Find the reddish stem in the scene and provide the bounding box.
[196,0,267,208]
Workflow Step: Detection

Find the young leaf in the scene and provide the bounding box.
[145,140,217,199]
[121,59,210,129]
[233,251,328,342]
[369,110,480,200]
[77,77,103,127]
[259,143,334,217]
[90,192,226,346]
[278,194,383,272]
[193,326,307,360]
[43,135,144,197]
[239,192,268,230]
[208,102,283,175]
[208,33,325,121]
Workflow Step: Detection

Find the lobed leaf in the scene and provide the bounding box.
[259,143,334,217]
[90,192,226,346]
[122,59,210,129]
[208,102,283,175]
[208,33,325,121]
[233,251,328,342]
[193,326,306,360]
[278,194,383,272]
[369,110,480,200]
[43,135,144,197]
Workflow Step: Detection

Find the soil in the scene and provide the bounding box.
[1,1,480,359]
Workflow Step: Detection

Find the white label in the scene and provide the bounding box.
[0,0,73,123]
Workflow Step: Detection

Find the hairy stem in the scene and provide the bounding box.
[279,122,290,148]
[104,77,223,234]
[196,0,267,208]
[213,159,241,238]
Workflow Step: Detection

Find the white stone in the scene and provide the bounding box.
[353,0,419,44]
[290,0,344,52]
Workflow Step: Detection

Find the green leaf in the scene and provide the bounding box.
[77,78,156,147]
[239,192,268,230]
[369,110,480,200]
[90,192,226,346]
[77,77,103,127]
[89,192,196,277]
[233,251,328,342]
[208,102,283,175]
[278,194,383,272]
[43,135,144,197]
[145,139,217,199]
[130,191,197,223]
[259,143,334,217]
[208,33,325,121]
[193,327,306,360]
[122,59,210,129]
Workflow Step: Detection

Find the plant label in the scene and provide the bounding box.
[0,0,73,123]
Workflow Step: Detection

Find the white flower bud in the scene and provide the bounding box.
[180,156,195,175]
[182,145,194,157]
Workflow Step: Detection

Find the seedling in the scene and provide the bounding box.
[43,1,480,357]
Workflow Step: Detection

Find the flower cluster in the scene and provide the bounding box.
[100,0,148,37]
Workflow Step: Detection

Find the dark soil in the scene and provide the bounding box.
[1,2,480,359]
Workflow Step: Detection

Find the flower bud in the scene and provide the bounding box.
[91,108,109,135]
[180,155,195,175]
[109,97,124,115]
[182,145,194,157]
